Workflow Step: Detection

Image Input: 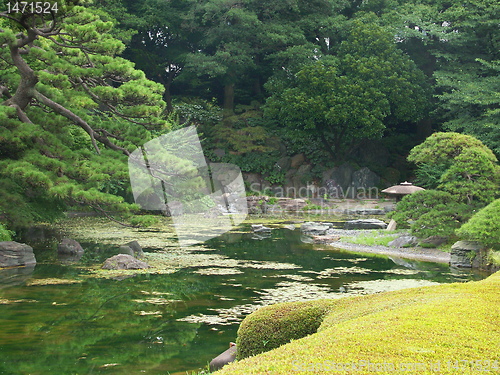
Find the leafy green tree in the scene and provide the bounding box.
[431,0,500,156]
[0,1,167,229]
[376,0,499,153]
[183,0,347,113]
[265,17,429,160]
[408,132,500,205]
[457,199,500,250]
[91,0,194,112]
[389,190,472,238]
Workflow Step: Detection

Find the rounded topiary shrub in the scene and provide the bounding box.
[236,299,336,360]
[457,199,500,250]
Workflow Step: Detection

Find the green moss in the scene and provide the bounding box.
[341,230,401,247]
[216,272,500,374]
[236,300,337,360]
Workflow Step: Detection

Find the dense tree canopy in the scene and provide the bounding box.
[265,17,429,159]
[0,1,167,228]
[0,0,498,232]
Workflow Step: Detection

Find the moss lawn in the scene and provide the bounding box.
[215,271,500,374]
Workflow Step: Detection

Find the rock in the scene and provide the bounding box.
[213,148,226,158]
[290,153,305,168]
[118,245,134,256]
[323,178,343,199]
[251,224,272,233]
[342,208,385,215]
[209,343,237,372]
[419,236,447,248]
[450,241,482,268]
[312,235,340,244]
[388,235,418,248]
[352,167,380,194]
[283,224,296,231]
[276,156,291,171]
[386,219,397,231]
[244,173,270,194]
[0,241,36,268]
[300,222,331,236]
[329,163,355,192]
[344,219,387,230]
[277,198,307,211]
[125,241,144,258]
[57,238,84,256]
[102,254,150,270]
[57,238,84,263]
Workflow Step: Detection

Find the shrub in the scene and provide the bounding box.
[388,190,472,238]
[236,300,336,360]
[0,223,13,241]
[457,199,500,250]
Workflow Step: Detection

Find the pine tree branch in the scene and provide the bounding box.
[34,90,101,154]
[9,104,32,123]
[88,203,140,228]
[34,91,132,156]
[77,79,159,129]
[0,85,11,99]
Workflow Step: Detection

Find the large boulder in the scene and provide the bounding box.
[327,163,355,194]
[352,167,380,194]
[57,238,84,256]
[102,254,150,270]
[300,222,332,236]
[450,241,482,268]
[57,238,85,263]
[419,236,448,248]
[251,224,272,233]
[388,235,418,248]
[125,241,144,258]
[0,241,36,268]
[344,219,387,230]
[290,153,305,168]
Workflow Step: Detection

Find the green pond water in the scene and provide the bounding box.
[0,218,487,375]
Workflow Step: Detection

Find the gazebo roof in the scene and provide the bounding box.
[381,181,425,195]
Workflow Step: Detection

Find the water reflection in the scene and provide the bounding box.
[0,224,486,374]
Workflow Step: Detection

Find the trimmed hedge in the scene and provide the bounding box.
[236,299,337,360]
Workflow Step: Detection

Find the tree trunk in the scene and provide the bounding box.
[223,82,235,115]
[316,128,336,160]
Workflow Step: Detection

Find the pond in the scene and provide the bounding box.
[0,218,486,375]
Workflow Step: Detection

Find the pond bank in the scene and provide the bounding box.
[329,240,451,264]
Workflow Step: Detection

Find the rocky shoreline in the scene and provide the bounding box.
[329,240,451,264]
[305,227,451,264]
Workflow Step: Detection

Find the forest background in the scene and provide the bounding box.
[0,0,498,239]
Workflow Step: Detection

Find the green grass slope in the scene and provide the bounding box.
[216,272,500,374]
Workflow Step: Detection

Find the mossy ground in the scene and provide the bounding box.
[340,230,402,247]
[215,272,500,374]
